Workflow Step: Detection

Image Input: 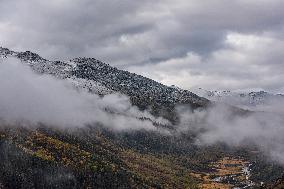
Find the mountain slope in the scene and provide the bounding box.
[0,47,209,123]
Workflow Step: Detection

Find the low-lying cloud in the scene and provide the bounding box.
[177,104,284,164]
[0,58,168,131]
[1,57,284,164]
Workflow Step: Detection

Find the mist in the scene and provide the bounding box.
[0,58,168,131]
[177,104,284,164]
[1,57,284,165]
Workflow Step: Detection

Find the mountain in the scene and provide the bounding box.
[0,47,209,124]
[0,47,284,188]
[192,87,284,111]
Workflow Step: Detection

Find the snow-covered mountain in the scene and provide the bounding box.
[3,46,284,115]
[192,87,284,112]
[0,47,209,115]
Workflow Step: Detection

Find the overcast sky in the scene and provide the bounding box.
[0,0,284,92]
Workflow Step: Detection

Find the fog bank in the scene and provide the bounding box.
[0,58,168,131]
[178,104,284,164]
[1,57,284,164]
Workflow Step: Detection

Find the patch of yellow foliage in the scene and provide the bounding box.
[190,157,249,189]
[23,131,93,168]
[121,150,199,189]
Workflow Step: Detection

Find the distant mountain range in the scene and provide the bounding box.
[191,87,284,112]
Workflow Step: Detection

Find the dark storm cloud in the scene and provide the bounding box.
[0,0,284,91]
[0,0,154,60]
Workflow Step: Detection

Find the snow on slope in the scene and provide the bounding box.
[192,87,284,112]
[0,47,208,109]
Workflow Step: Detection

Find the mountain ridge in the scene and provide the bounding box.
[0,47,209,123]
[192,87,284,111]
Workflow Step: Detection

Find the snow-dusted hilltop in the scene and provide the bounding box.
[0,47,209,112]
[192,87,284,112]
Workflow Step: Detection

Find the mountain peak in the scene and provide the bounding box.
[0,46,14,56]
[0,47,44,62]
[16,50,45,62]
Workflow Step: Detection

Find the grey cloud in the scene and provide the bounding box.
[0,0,284,91]
[0,0,154,60]
[128,32,284,92]
[177,104,284,164]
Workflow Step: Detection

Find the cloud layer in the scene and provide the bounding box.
[177,104,284,164]
[0,0,284,92]
[0,58,168,131]
[1,58,284,164]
